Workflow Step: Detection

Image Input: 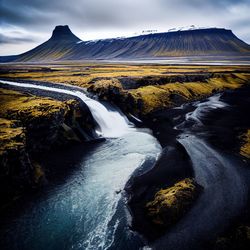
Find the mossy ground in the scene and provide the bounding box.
[1,62,250,88]
[0,87,73,156]
[146,178,201,227]
[87,72,250,115]
[0,118,24,155]
[0,88,68,121]
[240,130,250,159]
[1,63,250,115]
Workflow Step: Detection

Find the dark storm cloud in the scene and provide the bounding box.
[0,0,250,55]
[0,33,35,44]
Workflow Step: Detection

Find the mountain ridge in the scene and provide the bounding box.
[1,25,250,62]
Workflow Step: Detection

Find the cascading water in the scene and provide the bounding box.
[185,94,228,125]
[2,80,247,250]
[175,94,228,130]
[0,80,162,250]
[0,80,133,137]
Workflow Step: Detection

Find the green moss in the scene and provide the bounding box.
[146,178,202,226]
[0,88,68,121]
[240,130,250,159]
[128,74,249,114]
[0,118,24,154]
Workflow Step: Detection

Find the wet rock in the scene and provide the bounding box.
[125,143,196,241]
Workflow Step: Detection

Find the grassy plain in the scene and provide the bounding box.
[0,62,250,87]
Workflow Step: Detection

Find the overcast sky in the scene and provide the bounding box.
[0,0,250,55]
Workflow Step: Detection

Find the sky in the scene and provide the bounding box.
[0,0,250,55]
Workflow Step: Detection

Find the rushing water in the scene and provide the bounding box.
[175,94,228,129]
[0,80,133,138]
[0,80,161,250]
[1,80,248,250]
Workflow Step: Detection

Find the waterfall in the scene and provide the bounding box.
[0,80,133,138]
[0,79,162,250]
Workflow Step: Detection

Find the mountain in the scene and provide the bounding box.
[8,25,81,62]
[1,25,250,62]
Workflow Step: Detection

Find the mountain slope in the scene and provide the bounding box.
[14,25,81,62]
[67,28,250,60]
[1,26,250,62]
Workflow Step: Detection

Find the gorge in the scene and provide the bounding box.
[0,79,249,249]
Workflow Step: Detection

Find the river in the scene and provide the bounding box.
[0,80,161,250]
[0,80,249,250]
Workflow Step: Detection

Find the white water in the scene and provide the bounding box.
[186,94,227,125]
[0,80,162,250]
[2,133,161,250]
[0,80,133,138]
[175,94,228,129]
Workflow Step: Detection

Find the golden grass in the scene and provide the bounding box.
[1,63,250,88]
[1,63,250,115]
[0,118,24,154]
[128,73,249,114]
[146,178,200,225]
[0,88,67,120]
[0,87,74,155]
[240,130,250,159]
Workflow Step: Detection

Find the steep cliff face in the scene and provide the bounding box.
[0,87,97,207]
[0,118,33,205]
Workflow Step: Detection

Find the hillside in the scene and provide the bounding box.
[1,25,250,62]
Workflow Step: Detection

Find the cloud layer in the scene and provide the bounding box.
[0,0,250,55]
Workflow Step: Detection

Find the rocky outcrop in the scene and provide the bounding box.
[0,118,35,207]
[146,178,202,227]
[125,141,201,241]
[87,73,250,116]
[0,87,97,208]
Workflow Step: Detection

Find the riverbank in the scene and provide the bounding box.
[126,85,250,249]
[0,84,99,210]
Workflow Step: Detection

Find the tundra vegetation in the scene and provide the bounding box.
[0,62,250,247]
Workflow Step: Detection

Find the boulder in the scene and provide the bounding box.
[146,178,202,227]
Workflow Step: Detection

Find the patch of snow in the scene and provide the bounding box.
[168,25,215,32]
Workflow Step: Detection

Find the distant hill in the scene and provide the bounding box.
[1,25,250,62]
